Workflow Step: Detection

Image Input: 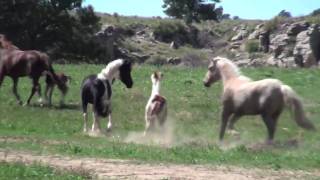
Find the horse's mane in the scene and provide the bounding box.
[0,34,19,50]
[97,59,125,80]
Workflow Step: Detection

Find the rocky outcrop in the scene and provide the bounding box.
[95,25,116,61]
[293,24,320,67]
[287,22,310,36]
[248,24,265,40]
[259,30,270,53]
[231,25,249,41]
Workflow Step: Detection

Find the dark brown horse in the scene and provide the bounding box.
[0,34,68,105]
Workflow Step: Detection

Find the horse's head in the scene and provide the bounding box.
[203,57,221,87]
[151,71,163,84]
[119,59,133,88]
[0,34,19,50]
[56,73,71,95]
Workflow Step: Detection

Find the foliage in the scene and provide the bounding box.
[0,0,102,62]
[277,10,292,18]
[0,162,89,179]
[162,0,221,24]
[310,8,320,16]
[264,16,286,32]
[305,15,320,25]
[245,39,260,53]
[153,21,189,43]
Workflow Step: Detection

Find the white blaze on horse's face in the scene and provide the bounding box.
[203,59,221,87]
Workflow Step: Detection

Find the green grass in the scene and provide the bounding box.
[0,162,89,180]
[1,64,320,170]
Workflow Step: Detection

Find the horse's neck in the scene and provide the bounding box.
[151,81,161,96]
[222,75,252,91]
[98,65,120,83]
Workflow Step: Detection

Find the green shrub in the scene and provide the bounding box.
[153,21,188,43]
[305,15,320,25]
[245,40,260,53]
[264,16,285,32]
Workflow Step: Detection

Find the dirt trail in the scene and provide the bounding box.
[1,149,319,180]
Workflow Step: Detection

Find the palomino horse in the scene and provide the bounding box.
[0,34,68,105]
[144,71,167,135]
[203,56,316,143]
[81,59,133,135]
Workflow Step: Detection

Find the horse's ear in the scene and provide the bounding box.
[154,71,159,79]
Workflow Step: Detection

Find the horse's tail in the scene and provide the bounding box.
[281,85,316,131]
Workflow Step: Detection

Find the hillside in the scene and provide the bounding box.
[95,13,320,68]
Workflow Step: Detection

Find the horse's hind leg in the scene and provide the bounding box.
[26,77,40,105]
[261,113,279,144]
[227,114,241,135]
[11,78,22,105]
[81,98,89,132]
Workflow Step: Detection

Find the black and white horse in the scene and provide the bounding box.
[81,59,133,135]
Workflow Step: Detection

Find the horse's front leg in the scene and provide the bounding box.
[219,108,232,142]
[106,113,112,132]
[11,78,22,105]
[91,112,102,135]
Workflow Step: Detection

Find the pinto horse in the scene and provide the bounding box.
[0,34,68,105]
[81,59,133,135]
[203,56,316,144]
[144,71,167,135]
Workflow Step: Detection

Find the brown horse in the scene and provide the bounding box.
[0,34,68,105]
[203,56,316,144]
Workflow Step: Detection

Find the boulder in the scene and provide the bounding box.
[258,30,270,53]
[170,41,179,49]
[293,24,320,67]
[287,22,310,36]
[270,34,295,58]
[95,25,116,61]
[248,23,265,40]
[231,25,249,41]
[166,57,181,65]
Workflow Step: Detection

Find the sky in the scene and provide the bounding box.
[82,0,320,20]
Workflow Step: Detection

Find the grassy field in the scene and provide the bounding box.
[0,64,320,170]
[0,162,88,180]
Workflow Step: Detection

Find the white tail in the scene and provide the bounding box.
[281,85,316,130]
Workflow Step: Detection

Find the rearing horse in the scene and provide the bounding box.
[203,56,316,144]
[0,34,67,105]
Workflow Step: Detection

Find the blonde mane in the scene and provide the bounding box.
[215,57,241,77]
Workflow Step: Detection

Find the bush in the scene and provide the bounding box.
[153,21,188,44]
[245,40,260,53]
[146,55,167,65]
[305,15,320,25]
[264,16,286,32]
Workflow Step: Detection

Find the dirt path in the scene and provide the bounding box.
[1,149,319,180]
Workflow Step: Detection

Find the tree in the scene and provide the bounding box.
[278,10,291,18]
[0,0,101,61]
[310,8,320,16]
[162,0,221,23]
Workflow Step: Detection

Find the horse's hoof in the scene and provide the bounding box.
[227,129,240,136]
[17,101,23,106]
[106,128,112,133]
[265,140,274,146]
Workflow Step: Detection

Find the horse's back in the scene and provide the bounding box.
[228,78,284,115]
